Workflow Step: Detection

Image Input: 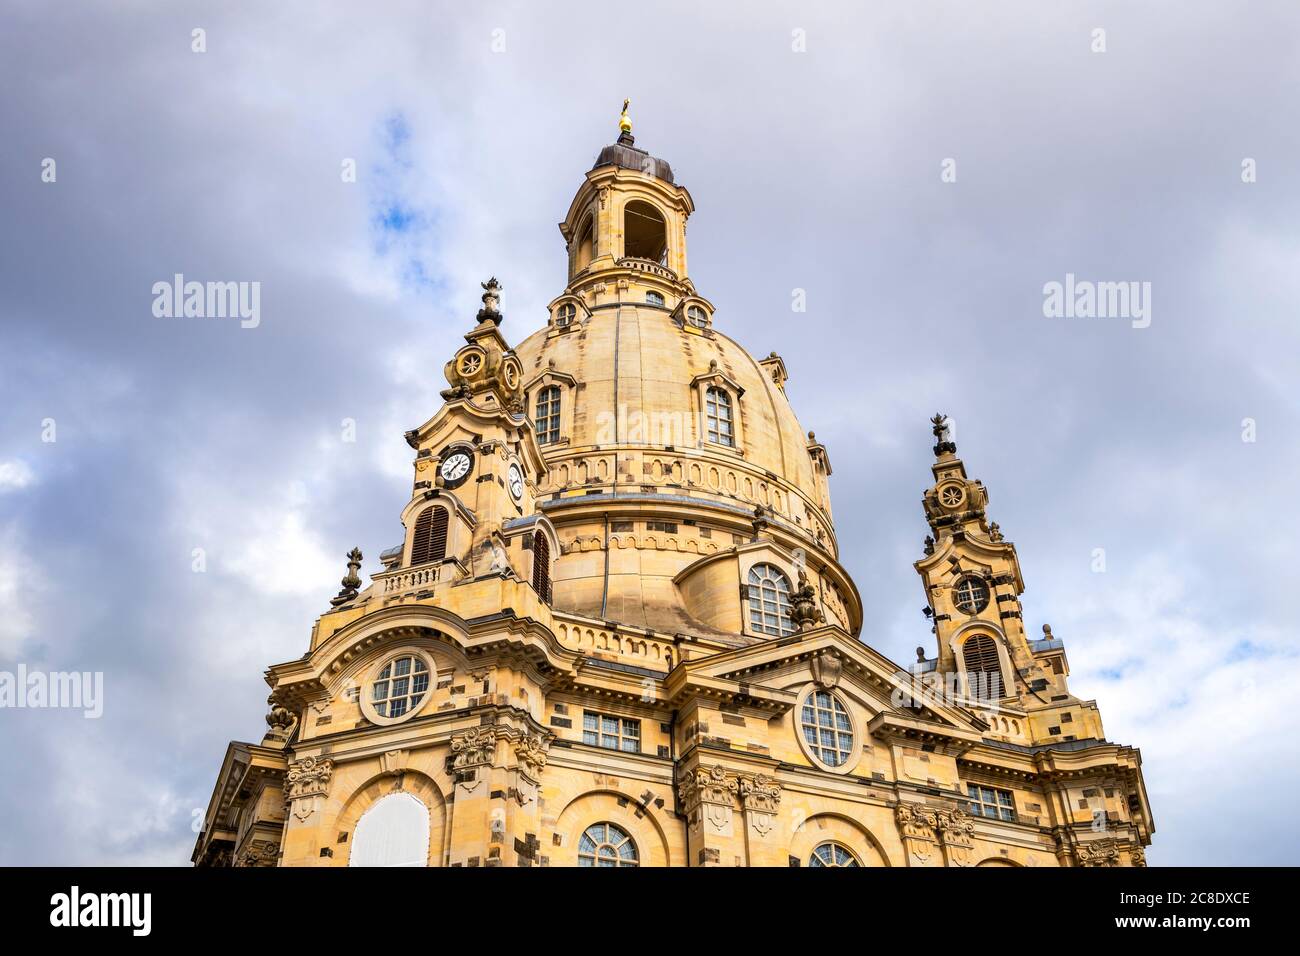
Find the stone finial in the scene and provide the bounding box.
[263,695,297,746]
[931,412,956,456]
[988,521,1003,542]
[1043,623,1053,639]
[479,277,503,322]
[331,547,363,606]
[923,534,935,555]
[791,569,824,631]
[915,646,927,663]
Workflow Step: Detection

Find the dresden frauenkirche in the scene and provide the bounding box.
[194,106,1153,869]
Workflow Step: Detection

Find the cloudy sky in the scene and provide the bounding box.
[2,1,1297,865]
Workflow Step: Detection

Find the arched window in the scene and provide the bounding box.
[809,842,860,868]
[645,290,665,307]
[747,563,793,636]
[535,386,561,444]
[370,654,430,719]
[556,303,576,328]
[800,688,854,767]
[577,822,638,867]
[574,215,595,272]
[531,529,551,603]
[623,200,666,263]
[705,387,734,447]
[686,305,708,328]
[410,506,449,565]
[962,634,1005,699]
[349,792,430,867]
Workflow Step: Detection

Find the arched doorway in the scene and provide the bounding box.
[349,792,430,867]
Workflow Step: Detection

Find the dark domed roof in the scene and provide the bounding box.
[592,133,675,184]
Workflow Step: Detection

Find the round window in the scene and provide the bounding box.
[360,652,434,725]
[953,576,990,614]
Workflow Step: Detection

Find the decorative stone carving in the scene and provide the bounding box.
[285,756,334,822]
[236,839,280,867]
[479,276,502,319]
[895,803,942,867]
[263,695,297,746]
[379,749,408,776]
[1129,844,1147,868]
[737,773,781,839]
[935,808,977,867]
[678,765,739,835]
[930,412,956,456]
[791,569,825,632]
[285,756,333,801]
[810,652,841,688]
[451,727,499,771]
[738,773,781,814]
[513,731,553,780]
[1075,838,1121,867]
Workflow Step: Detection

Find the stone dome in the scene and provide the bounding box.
[514,307,832,550]
[504,126,857,641]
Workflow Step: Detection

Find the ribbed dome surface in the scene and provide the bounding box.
[514,304,828,539]
[592,139,675,183]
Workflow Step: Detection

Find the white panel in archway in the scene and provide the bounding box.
[349,792,430,867]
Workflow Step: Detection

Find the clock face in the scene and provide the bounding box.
[440,452,472,486]
[507,463,524,501]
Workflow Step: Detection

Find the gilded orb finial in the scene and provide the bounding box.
[619,98,632,134]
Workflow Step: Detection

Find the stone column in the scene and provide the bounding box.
[445,726,502,866]
[935,808,976,867]
[678,764,740,867]
[737,773,782,867]
[505,729,553,867]
[894,804,942,867]
[280,756,333,865]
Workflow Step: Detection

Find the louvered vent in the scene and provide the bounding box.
[410,507,449,566]
[531,530,551,603]
[962,634,1004,697]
